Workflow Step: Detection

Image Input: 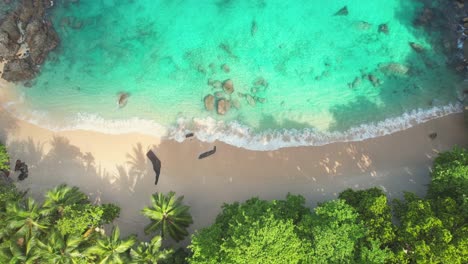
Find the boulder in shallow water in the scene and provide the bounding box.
[217,99,230,115]
[222,79,234,94]
[204,94,215,111]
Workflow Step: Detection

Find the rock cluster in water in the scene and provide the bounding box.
[203,63,267,115]
[0,0,59,83]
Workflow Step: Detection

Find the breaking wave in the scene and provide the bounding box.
[2,101,463,151]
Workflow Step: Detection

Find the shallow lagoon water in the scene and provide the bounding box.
[8,0,464,149]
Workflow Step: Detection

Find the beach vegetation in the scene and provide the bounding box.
[84,226,136,264]
[0,144,9,171]
[188,147,467,264]
[0,183,176,263]
[0,147,466,263]
[141,191,193,242]
[130,235,173,264]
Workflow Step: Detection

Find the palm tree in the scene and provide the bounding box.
[0,235,40,264]
[42,184,89,218]
[36,228,88,264]
[141,192,193,242]
[84,226,136,264]
[130,235,172,263]
[0,197,49,241]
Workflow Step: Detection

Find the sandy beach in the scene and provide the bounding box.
[1,83,467,243]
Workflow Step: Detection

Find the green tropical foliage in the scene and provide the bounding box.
[0,144,9,171]
[130,235,172,264]
[142,191,193,242]
[35,229,87,264]
[189,195,311,263]
[0,146,466,264]
[84,226,136,264]
[188,148,467,264]
[42,184,89,218]
[0,182,174,263]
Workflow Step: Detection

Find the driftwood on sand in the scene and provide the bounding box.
[198,146,217,159]
[146,150,161,185]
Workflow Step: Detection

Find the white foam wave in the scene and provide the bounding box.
[2,102,464,151]
[2,108,168,138]
[168,103,464,150]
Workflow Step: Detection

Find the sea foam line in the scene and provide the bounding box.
[2,102,464,151]
[168,103,464,150]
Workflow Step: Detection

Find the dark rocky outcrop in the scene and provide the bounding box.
[2,58,36,82]
[0,0,59,83]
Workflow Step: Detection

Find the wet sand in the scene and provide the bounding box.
[0,96,467,243]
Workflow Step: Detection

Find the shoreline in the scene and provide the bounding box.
[1,99,467,242]
[0,85,464,150]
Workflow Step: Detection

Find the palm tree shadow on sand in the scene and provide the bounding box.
[0,109,18,143]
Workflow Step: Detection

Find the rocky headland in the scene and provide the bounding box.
[0,0,59,83]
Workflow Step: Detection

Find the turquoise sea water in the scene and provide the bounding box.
[6,0,464,149]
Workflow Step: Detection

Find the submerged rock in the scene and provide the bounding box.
[409,42,425,53]
[333,6,348,16]
[255,97,266,103]
[204,94,215,111]
[246,94,256,106]
[368,74,381,87]
[231,99,241,109]
[379,63,409,76]
[251,20,258,37]
[354,21,372,30]
[221,63,230,73]
[222,79,234,94]
[210,80,222,89]
[214,91,224,98]
[378,23,389,34]
[348,77,361,89]
[253,76,268,87]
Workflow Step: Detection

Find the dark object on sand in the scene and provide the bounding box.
[378,23,389,34]
[185,133,194,138]
[15,160,29,181]
[14,159,22,171]
[146,150,161,185]
[429,132,437,140]
[334,6,348,16]
[198,146,217,159]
